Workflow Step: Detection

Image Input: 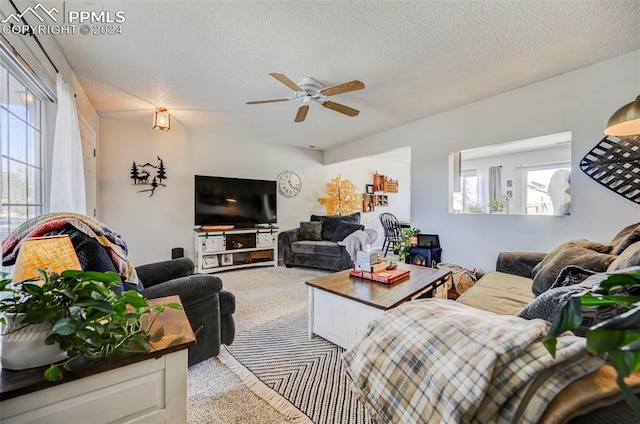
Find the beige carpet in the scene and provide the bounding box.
[187,266,329,424]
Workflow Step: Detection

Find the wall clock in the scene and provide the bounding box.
[277,170,302,198]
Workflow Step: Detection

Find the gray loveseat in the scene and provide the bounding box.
[279,212,362,271]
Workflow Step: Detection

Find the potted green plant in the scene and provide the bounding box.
[404,227,421,246]
[544,270,640,420]
[489,198,507,213]
[0,269,181,382]
[467,203,487,214]
[398,228,420,262]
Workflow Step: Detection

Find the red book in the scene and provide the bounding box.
[349,267,410,284]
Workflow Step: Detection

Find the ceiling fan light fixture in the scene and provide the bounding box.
[604,95,640,137]
[247,72,364,123]
[153,107,170,131]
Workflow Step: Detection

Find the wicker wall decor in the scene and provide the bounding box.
[580,135,640,204]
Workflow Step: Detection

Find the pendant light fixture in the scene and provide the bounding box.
[604,95,640,137]
[153,107,170,131]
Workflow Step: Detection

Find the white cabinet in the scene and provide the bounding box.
[1,351,187,424]
[194,227,278,273]
[0,296,193,424]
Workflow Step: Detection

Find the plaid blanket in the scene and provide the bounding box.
[2,213,139,286]
[342,300,604,424]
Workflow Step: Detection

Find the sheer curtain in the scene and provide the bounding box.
[477,167,489,208]
[50,73,86,214]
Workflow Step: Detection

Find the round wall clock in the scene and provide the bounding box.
[277,170,302,198]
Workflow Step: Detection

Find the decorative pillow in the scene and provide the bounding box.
[531,243,616,296]
[531,239,612,279]
[299,221,322,241]
[608,241,640,272]
[610,222,640,255]
[331,221,365,243]
[311,212,361,241]
[548,265,595,289]
[519,268,640,336]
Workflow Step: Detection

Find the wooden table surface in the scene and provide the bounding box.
[306,262,450,310]
[0,295,195,401]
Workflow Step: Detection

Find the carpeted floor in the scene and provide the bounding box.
[187,266,330,423]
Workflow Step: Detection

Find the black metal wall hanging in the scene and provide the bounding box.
[580,135,640,204]
[130,156,167,197]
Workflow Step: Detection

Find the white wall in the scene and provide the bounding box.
[98,118,410,265]
[324,50,640,272]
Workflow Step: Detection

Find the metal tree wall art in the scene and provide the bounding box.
[130,156,167,197]
[318,174,361,215]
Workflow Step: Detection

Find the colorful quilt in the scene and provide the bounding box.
[2,213,139,286]
[342,299,603,424]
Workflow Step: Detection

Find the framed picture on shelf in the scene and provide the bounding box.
[366,184,374,194]
[203,255,219,267]
[221,253,233,265]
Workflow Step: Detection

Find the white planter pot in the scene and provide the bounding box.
[1,313,67,370]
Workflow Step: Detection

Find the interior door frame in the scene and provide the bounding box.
[78,114,98,218]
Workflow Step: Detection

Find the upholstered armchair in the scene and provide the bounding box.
[2,215,235,367]
[136,258,236,366]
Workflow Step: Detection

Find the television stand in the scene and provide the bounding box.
[194,227,278,273]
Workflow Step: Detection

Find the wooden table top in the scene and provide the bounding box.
[0,295,195,401]
[306,262,450,310]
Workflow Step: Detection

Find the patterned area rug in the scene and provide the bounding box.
[219,309,372,424]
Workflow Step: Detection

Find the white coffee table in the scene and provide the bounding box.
[306,263,450,350]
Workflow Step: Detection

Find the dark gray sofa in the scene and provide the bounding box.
[279,212,361,271]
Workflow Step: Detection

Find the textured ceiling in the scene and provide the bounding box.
[50,0,640,150]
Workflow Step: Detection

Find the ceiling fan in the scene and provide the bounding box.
[246,72,365,123]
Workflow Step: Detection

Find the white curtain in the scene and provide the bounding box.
[50,73,86,214]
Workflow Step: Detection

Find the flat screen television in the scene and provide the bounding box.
[194,175,277,228]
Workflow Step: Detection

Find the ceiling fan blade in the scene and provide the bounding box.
[320,80,365,97]
[322,100,359,117]
[246,98,291,105]
[295,105,309,122]
[269,72,304,92]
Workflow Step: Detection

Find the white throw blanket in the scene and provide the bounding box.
[342,300,604,424]
[338,230,369,262]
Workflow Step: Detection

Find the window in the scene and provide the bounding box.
[462,171,481,213]
[0,61,44,239]
[525,165,571,215]
[452,170,483,213]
